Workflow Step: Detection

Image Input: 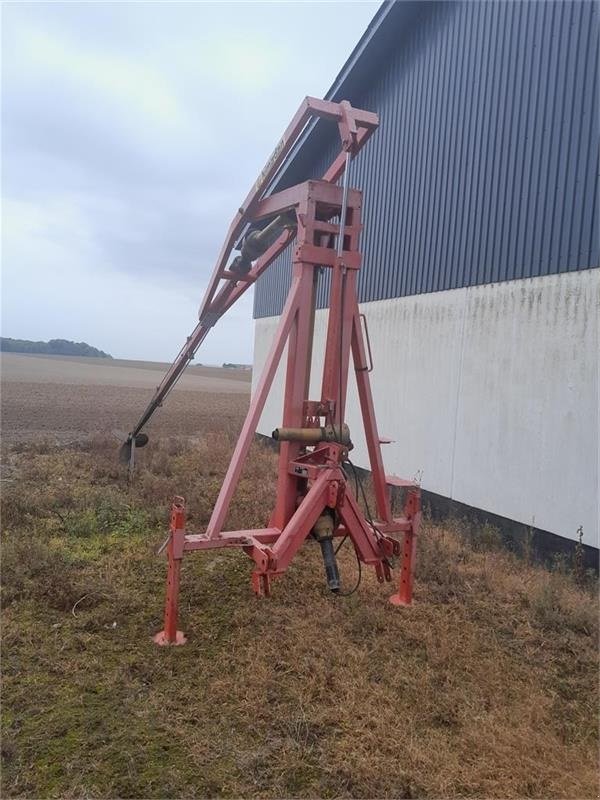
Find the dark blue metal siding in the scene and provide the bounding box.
[254,0,599,318]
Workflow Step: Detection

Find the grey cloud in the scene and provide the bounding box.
[2,1,379,360]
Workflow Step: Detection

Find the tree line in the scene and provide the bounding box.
[0,338,112,358]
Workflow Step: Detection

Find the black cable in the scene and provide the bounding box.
[347,458,385,542]
[348,458,396,572]
[332,466,362,597]
[342,459,359,498]
[333,536,362,597]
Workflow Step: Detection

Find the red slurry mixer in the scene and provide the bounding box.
[120,98,421,645]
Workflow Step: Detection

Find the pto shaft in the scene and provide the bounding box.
[230,213,296,274]
[272,423,351,446]
[313,512,340,592]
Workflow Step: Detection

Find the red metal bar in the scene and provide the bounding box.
[338,489,393,567]
[321,264,358,425]
[128,322,210,437]
[351,307,393,523]
[257,180,362,211]
[389,488,421,606]
[270,261,317,530]
[252,184,307,220]
[184,528,281,549]
[323,125,376,183]
[145,100,426,641]
[198,99,378,321]
[204,275,304,539]
[153,497,187,646]
[270,469,334,573]
[125,102,378,443]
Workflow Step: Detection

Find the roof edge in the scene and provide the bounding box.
[267,1,420,194]
[324,0,394,102]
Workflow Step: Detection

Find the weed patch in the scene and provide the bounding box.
[1,433,598,799]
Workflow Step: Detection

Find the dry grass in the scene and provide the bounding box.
[1,428,598,799]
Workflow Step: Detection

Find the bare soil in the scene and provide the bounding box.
[1,354,250,446]
[1,353,252,381]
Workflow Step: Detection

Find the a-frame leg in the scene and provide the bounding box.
[351,306,392,523]
[205,275,304,539]
[154,498,188,645]
[270,266,317,530]
[270,469,334,574]
[338,489,393,580]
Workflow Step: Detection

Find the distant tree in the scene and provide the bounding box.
[0,338,112,358]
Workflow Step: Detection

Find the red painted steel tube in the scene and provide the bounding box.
[321,263,357,425]
[338,489,392,566]
[389,488,421,606]
[198,99,377,322]
[145,99,425,638]
[351,307,393,523]
[153,498,187,645]
[124,100,378,443]
[204,276,304,539]
[270,469,334,574]
[389,529,417,606]
[270,263,317,530]
[183,528,282,549]
[129,321,209,438]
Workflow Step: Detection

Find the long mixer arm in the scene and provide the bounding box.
[119,97,378,467]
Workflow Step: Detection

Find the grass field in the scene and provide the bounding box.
[1,356,598,798]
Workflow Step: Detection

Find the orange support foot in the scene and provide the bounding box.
[251,571,271,597]
[154,497,187,646]
[153,630,187,646]
[389,528,415,606]
[389,488,420,607]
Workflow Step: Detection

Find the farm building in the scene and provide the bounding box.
[252,0,599,560]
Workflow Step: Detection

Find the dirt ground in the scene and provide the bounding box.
[1,354,250,446]
[2,436,598,799]
[1,353,251,390]
[1,353,598,799]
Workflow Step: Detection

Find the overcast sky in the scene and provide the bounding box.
[2,1,378,363]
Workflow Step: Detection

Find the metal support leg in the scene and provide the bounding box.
[154,497,187,645]
[127,437,136,483]
[389,488,421,607]
[351,307,393,523]
[251,572,271,597]
[204,277,303,540]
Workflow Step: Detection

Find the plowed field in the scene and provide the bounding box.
[1,353,250,446]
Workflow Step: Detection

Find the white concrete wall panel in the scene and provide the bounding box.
[452,271,598,544]
[252,269,599,546]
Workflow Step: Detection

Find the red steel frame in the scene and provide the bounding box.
[152,99,421,645]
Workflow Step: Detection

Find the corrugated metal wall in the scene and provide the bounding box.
[254,0,599,318]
